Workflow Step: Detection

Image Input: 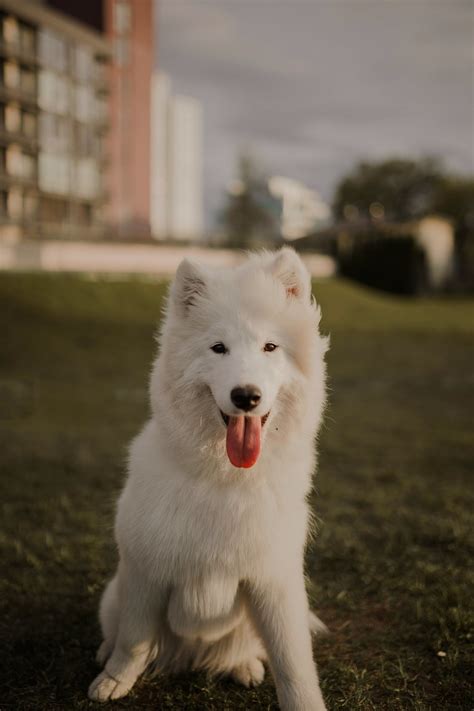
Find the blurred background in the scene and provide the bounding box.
[1,2,473,710]
[0,0,472,292]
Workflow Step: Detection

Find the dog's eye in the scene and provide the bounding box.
[263,343,278,352]
[211,342,228,354]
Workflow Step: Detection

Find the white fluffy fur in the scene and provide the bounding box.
[88,248,329,710]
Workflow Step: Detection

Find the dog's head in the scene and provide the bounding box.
[155,248,327,471]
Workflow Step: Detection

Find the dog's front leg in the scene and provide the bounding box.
[88,561,158,702]
[246,572,326,711]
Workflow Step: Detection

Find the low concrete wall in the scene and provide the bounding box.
[0,240,336,278]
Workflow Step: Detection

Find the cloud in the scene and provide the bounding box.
[157,0,474,226]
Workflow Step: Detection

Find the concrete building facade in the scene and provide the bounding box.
[0,0,156,243]
[0,0,110,242]
[104,0,153,238]
[150,71,203,242]
[149,71,170,239]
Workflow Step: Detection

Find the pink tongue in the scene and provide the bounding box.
[226,415,262,468]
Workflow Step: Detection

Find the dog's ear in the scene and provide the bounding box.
[172,259,206,314]
[269,248,311,301]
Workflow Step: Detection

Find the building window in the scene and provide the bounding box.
[38,70,71,115]
[20,67,35,94]
[3,60,20,89]
[74,84,95,123]
[73,45,93,84]
[24,191,38,219]
[114,37,129,67]
[75,122,100,156]
[75,202,93,226]
[4,103,21,133]
[0,190,7,217]
[5,145,35,180]
[39,113,70,153]
[6,145,22,176]
[20,25,35,56]
[3,16,20,46]
[22,111,36,138]
[94,57,107,85]
[73,157,99,200]
[38,152,70,195]
[2,60,36,95]
[3,104,36,139]
[38,28,69,73]
[7,188,23,219]
[39,196,68,225]
[114,1,131,34]
[95,96,108,124]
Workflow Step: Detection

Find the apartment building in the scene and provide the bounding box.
[150,72,203,241]
[0,0,110,242]
[104,0,153,238]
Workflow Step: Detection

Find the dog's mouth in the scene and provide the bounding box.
[219,410,270,469]
[220,411,270,427]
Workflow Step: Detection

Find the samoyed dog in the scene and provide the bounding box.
[88,248,329,710]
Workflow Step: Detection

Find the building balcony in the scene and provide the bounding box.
[0,39,38,68]
[0,127,38,151]
[0,83,38,109]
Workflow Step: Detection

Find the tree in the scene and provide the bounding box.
[333,157,445,222]
[434,176,474,232]
[333,157,474,290]
[220,154,278,248]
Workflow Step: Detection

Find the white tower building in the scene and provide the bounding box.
[268,176,331,240]
[150,72,203,241]
[150,72,171,238]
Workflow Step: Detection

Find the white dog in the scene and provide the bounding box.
[88,248,329,710]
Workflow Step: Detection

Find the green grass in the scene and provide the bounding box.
[1,272,473,710]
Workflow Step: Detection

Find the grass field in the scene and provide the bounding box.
[1,272,473,710]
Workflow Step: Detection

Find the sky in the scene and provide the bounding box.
[157,0,474,227]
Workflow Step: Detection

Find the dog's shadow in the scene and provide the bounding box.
[4,587,279,708]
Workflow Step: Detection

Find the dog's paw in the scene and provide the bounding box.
[88,670,134,702]
[231,657,265,687]
[95,640,113,666]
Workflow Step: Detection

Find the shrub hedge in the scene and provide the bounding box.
[337,231,428,295]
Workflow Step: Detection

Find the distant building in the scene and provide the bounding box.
[413,215,455,290]
[104,0,154,238]
[149,72,170,240]
[150,71,203,241]
[167,94,203,240]
[0,0,155,243]
[268,175,331,240]
[0,0,110,242]
[48,0,154,238]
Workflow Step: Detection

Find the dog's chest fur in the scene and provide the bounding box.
[119,434,309,586]
[166,575,245,642]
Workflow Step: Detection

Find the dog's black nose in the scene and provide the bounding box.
[231,385,262,412]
